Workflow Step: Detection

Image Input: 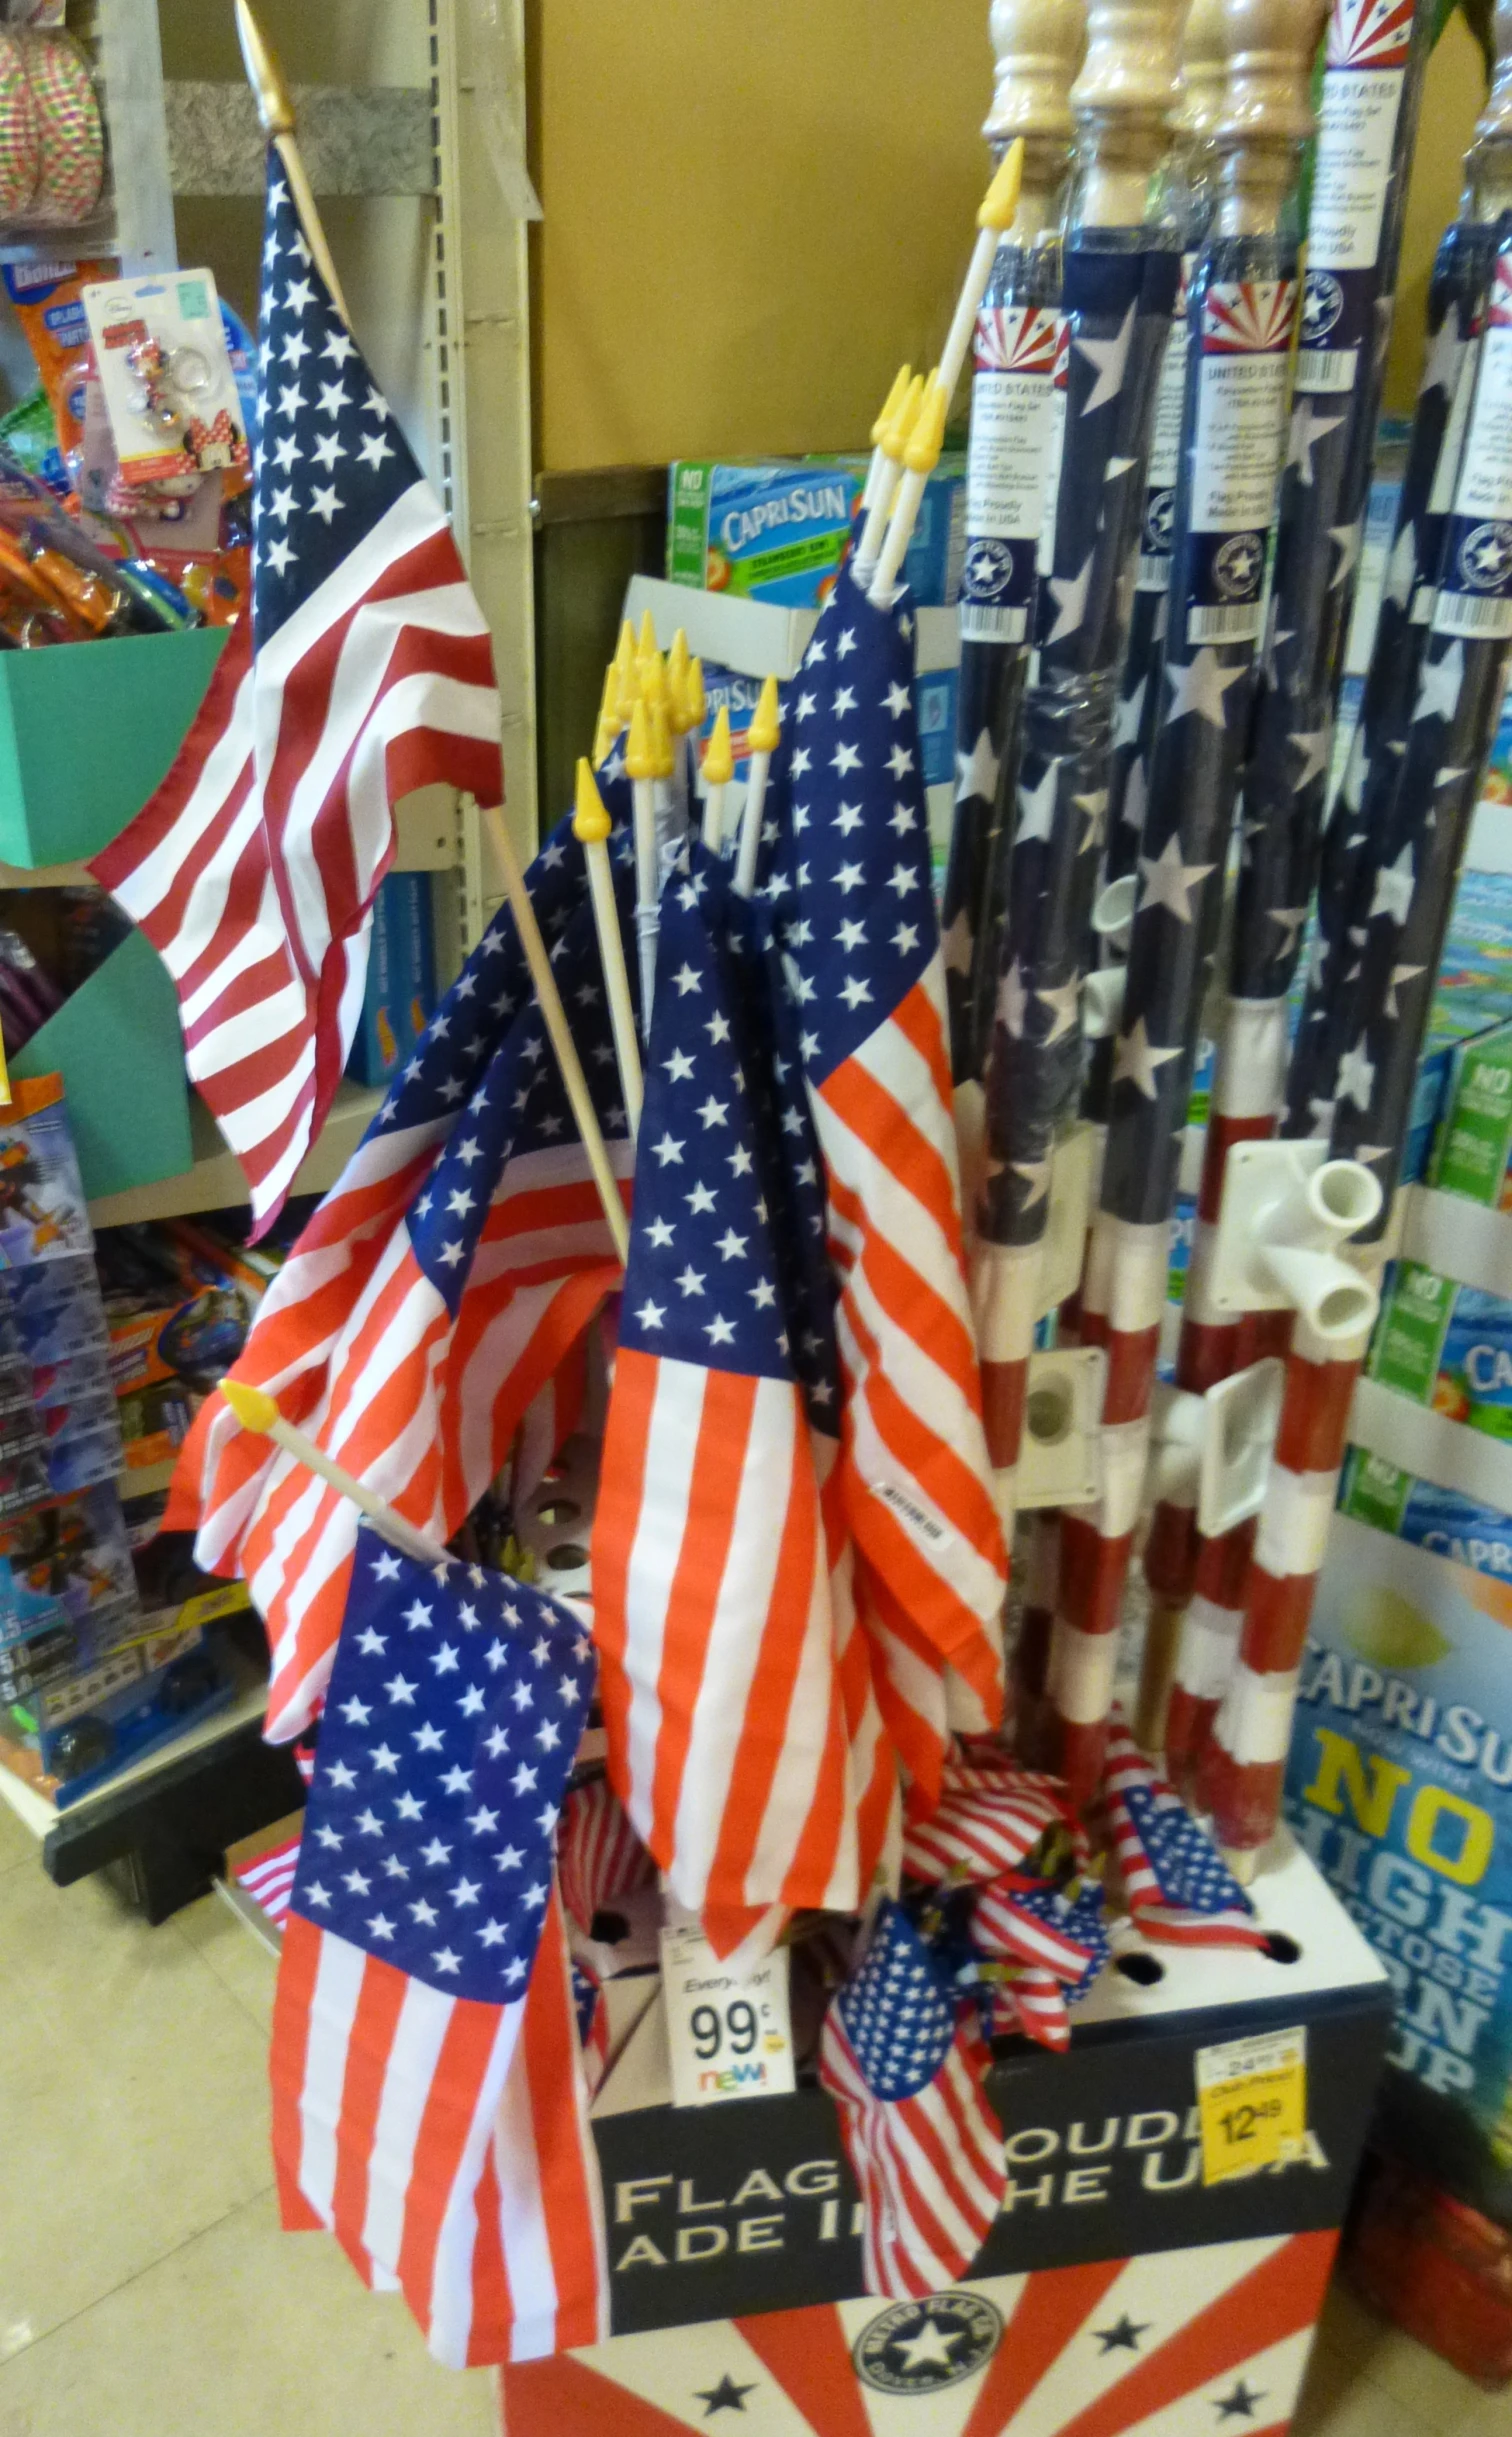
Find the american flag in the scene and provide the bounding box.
[165,801,602,1563]
[571,1957,612,2097]
[972,1875,1108,1987]
[269,1529,601,2366]
[558,1775,655,1938]
[592,843,859,1928]
[1101,1717,1268,1947]
[766,570,1007,1752]
[902,1757,1071,1885]
[233,1833,301,1927]
[819,1899,1005,2299]
[200,875,633,1741]
[91,151,503,1235]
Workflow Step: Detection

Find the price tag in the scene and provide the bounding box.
[1196,2027,1307,2185]
[660,1924,796,2109]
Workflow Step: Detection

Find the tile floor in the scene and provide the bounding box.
[0,1793,1508,2437]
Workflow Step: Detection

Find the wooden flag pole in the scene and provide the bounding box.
[219,1378,449,1565]
[482,802,631,1264]
[234,0,351,325]
[733,675,783,898]
[574,757,643,1140]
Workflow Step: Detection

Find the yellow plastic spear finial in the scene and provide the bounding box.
[702,705,735,788]
[883,372,927,464]
[749,674,782,757]
[573,757,613,845]
[637,607,659,668]
[221,1376,281,1436]
[626,699,654,783]
[871,364,913,448]
[641,646,668,713]
[978,137,1025,232]
[667,625,691,695]
[591,663,621,765]
[649,698,675,781]
[904,372,950,476]
[614,619,640,719]
[687,656,707,727]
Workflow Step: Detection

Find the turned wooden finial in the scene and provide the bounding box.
[985,0,1087,152]
[1070,0,1184,215]
[1174,0,1229,141]
[1213,0,1328,212]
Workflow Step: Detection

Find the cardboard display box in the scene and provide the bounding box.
[503,1841,1392,2433]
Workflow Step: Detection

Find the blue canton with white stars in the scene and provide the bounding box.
[768,571,936,1086]
[1126,1780,1254,1919]
[617,842,796,1383]
[363,786,633,1165]
[1004,1881,1110,2002]
[392,869,637,1315]
[289,1528,595,2003]
[253,149,430,643]
[836,1902,958,2101]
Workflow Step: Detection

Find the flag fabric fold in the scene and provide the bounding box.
[1102,1715,1269,1947]
[819,1899,1006,2298]
[592,842,860,1925]
[765,570,1008,1756]
[91,149,503,1235]
[268,1530,603,2366]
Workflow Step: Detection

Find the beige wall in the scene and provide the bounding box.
[529,1,997,471]
[1386,9,1487,414]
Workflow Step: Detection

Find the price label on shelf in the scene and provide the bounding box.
[660,1924,796,2109]
[1196,2026,1307,2184]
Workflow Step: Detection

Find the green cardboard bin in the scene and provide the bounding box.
[0,626,227,866]
[11,924,192,1201]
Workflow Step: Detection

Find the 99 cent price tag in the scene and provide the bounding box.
[660,1923,797,2109]
[1196,2026,1307,2184]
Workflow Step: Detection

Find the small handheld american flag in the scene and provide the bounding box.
[92,151,504,1234]
[1102,1715,1269,1948]
[271,1526,600,2365]
[820,1899,1005,2300]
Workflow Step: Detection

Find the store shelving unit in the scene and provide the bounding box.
[0,0,540,1907]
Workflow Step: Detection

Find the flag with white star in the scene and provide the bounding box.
[219,870,635,1742]
[593,839,863,1934]
[93,147,504,1236]
[1285,218,1495,1137]
[171,792,618,1604]
[1101,1716,1266,1947]
[820,1899,1006,2298]
[1231,0,1429,1016]
[270,1526,604,2360]
[765,568,1007,1762]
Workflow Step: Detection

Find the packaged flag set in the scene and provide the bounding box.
[75,0,1512,2390]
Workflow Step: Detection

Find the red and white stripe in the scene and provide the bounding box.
[592,1346,860,1921]
[92,486,502,1234]
[992,1966,1072,2051]
[1043,1212,1170,1803]
[512,1333,591,1510]
[819,2007,1005,2300]
[232,1138,627,1740]
[902,1760,1069,1884]
[558,1777,655,1937]
[972,1884,1094,1981]
[1163,1514,1257,1800]
[971,1232,1044,1547]
[233,1834,301,1927]
[813,960,1009,1747]
[1200,1306,1371,1857]
[1138,998,1290,1753]
[1104,1716,1271,1945]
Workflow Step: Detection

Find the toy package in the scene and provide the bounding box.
[346,871,437,1088]
[81,269,249,496]
[97,1216,278,1476]
[1287,1511,1512,2217]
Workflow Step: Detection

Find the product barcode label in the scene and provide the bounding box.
[1188,600,1263,644]
[1136,553,1173,593]
[1433,590,1512,639]
[960,603,1028,644]
[1293,347,1359,394]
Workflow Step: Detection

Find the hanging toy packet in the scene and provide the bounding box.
[81,269,249,491]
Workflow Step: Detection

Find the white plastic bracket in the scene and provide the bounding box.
[1197,1357,1287,1536]
[1205,1137,1384,1345]
[1037,1121,1098,1319]
[1016,1346,1107,1510]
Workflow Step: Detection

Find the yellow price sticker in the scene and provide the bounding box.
[1195,2028,1307,2185]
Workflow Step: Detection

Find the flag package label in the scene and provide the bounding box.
[666,459,965,609]
[1434,253,1512,643]
[1287,1510,1512,2182]
[1186,279,1298,648]
[1295,0,1417,394]
[1340,1447,1512,1581]
[961,304,1063,640]
[81,268,249,490]
[661,1923,796,2109]
[1430,1016,1512,1208]
[345,870,436,1088]
[1369,1259,1512,1437]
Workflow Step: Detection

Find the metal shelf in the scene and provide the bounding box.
[86,1078,383,1230]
